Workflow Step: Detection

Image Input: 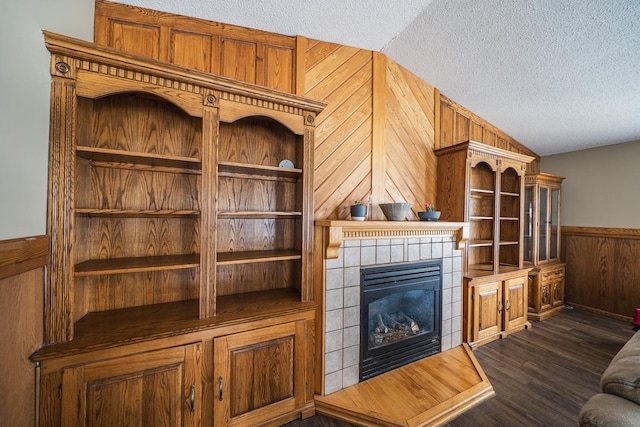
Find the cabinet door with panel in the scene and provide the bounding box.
[503,275,528,332]
[465,270,530,348]
[213,321,310,427]
[60,344,201,427]
[470,280,502,343]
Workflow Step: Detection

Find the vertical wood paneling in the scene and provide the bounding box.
[221,38,257,84]
[305,41,373,220]
[169,30,213,73]
[562,227,640,320]
[94,0,296,93]
[108,20,161,59]
[437,94,539,172]
[263,45,294,92]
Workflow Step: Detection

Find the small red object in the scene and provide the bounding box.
[633,308,640,330]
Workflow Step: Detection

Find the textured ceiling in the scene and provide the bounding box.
[120,0,640,156]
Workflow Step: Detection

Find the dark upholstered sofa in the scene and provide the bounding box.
[578,331,640,426]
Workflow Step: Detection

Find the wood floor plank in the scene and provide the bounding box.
[284,309,635,426]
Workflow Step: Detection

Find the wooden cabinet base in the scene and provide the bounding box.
[464,269,531,349]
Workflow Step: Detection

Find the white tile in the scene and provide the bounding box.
[361,239,377,247]
[343,267,360,288]
[343,286,360,308]
[342,365,360,388]
[408,243,420,261]
[376,245,391,264]
[441,334,452,351]
[442,318,452,336]
[376,239,391,246]
[325,268,344,290]
[361,246,376,266]
[442,257,453,274]
[325,349,343,374]
[344,325,360,347]
[325,309,344,332]
[421,243,432,260]
[391,244,404,263]
[452,300,462,318]
[442,288,452,306]
[344,246,361,267]
[443,240,454,258]
[432,241,443,258]
[453,255,462,272]
[344,306,360,328]
[442,272,453,290]
[326,289,343,311]
[451,315,462,333]
[325,330,343,353]
[343,345,360,367]
[442,301,452,321]
[344,240,361,247]
[324,371,343,395]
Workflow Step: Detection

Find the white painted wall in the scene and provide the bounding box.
[541,139,640,228]
[0,0,94,240]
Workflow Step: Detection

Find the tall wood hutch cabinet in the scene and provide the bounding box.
[32,32,325,427]
[524,173,565,321]
[436,141,534,348]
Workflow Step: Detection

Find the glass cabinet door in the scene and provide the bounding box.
[550,188,560,260]
[538,187,548,262]
[524,186,533,263]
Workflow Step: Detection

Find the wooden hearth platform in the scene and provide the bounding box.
[314,345,494,427]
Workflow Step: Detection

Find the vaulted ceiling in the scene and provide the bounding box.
[120,0,640,156]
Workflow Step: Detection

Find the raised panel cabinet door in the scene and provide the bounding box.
[472,281,502,342]
[504,276,528,332]
[60,344,201,427]
[213,321,306,427]
[550,271,565,308]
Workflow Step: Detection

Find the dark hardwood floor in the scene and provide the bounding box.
[285,308,636,426]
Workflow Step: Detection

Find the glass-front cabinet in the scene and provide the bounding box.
[524,173,565,321]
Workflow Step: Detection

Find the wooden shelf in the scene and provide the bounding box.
[76,146,201,171]
[500,191,520,197]
[470,216,494,221]
[74,254,200,276]
[499,240,519,246]
[499,216,519,221]
[217,249,301,265]
[218,161,302,179]
[469,240,494,247]
[75,208,200,217]
[470,189,494,195]
[218,211,302,219]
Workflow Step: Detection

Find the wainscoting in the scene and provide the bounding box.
[0,235,48,425]
[562,226,640,320]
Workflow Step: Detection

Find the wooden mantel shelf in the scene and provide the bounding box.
[315,220,469,259]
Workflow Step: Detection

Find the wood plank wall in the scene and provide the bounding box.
[562,226,640,321]
[438,95,539,173]
[0,235,48,426]
[94,0,537,221]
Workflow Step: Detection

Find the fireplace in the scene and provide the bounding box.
[360,260,442,380]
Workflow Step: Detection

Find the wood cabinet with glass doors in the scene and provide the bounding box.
[524,173,565,321]
[32,31,324,427]
[436,141,534,347]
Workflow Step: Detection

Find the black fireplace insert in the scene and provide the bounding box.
[360,260,442,380]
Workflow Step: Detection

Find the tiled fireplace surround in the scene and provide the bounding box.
[316,221,467,395]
